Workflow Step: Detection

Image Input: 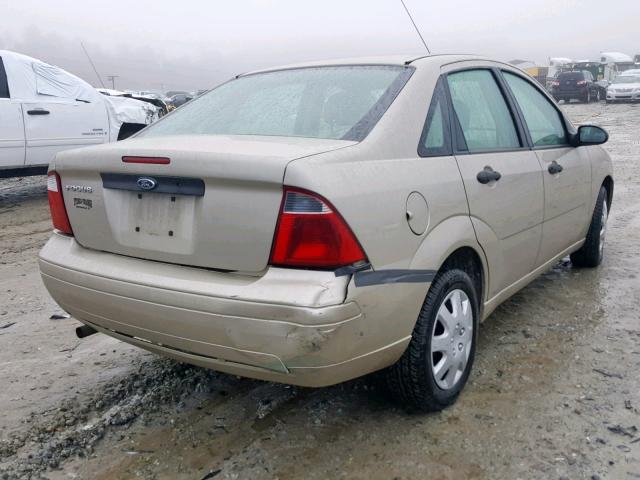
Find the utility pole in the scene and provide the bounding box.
[106,75,119,90]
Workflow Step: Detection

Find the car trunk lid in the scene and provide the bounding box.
[55,134,355,273]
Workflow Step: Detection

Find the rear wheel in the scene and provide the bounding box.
[384,269,478,412]
[583,90,591,103]
[571,186,608,267]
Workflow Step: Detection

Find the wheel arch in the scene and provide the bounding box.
[438,247,485,314]
[409,215,488,309]
[602,175,614,209]
[117,122,147,141]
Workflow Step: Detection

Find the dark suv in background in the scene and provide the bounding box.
[550,70,602,103]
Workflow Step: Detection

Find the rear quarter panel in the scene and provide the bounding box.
[588,145,614,209]
[284,62,485,351]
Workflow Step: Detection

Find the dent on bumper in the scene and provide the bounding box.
[39,233,410,386]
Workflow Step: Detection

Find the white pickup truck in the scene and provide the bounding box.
[0,50,160,178]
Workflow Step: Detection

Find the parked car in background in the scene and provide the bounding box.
[0,50,160,178]
[606,73,640,103]
[546,57,572,89]
[550,70,602,103]
[40,55,613,411]
[165,90,189,98]
[97,88,168,116]
[167,92,194,109]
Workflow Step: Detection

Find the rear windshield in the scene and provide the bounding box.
[557,72,585,81]
[140,65,413,142]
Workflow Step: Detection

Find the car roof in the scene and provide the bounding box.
[239,53,486,77]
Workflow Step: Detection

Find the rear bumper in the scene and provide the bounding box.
[553,87,588,99]
[39,233,410,386]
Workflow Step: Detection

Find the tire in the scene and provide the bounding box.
[583,90,591,103]
[571,186,608,268]
[384,269,479,412]
[595,89,601,102]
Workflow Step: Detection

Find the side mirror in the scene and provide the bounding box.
[572,125,609,146]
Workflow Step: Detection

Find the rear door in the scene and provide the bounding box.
[0,56,25,169]
[443,66,544,298]
[22,63,108,166]
[22,99,109,166]
[500,70,592,265]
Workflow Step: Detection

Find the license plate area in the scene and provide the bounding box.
[104,189,197,255]
[132,192,194,237]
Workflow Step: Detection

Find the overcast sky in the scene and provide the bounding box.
[1,0,638,91]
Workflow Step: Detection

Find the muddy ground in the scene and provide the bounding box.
[0,102,639,480]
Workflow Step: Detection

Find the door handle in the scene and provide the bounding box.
[548,161,564,174]
[476,166,502,184]
[27,109,50,115]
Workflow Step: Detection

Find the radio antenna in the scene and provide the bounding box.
[80,42,106,88]
[399,0,431,54]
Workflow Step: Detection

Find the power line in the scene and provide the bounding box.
[399,0,431,54]
[80,42,106,88]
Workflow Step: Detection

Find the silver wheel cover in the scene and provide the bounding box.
[431,289,474,390]
[599,200,608,257]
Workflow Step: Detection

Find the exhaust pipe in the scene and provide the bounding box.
[76,325,98,339]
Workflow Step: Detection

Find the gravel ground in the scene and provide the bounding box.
[0,102,639,480]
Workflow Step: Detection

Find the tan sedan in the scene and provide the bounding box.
[40,55,613,411]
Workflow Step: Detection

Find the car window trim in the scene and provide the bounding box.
[497,68,572,150]
[442,67,530,156]
[342,65,416,142]
[0,57,10,99]
[417,76,452,158]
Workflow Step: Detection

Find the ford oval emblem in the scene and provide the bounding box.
[137,177,157,191]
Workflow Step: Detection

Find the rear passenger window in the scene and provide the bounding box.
[0,57,9,99]
[447,69,520,152]
[503,72,568,147]
[418,78,451,157]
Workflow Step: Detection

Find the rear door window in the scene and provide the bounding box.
[503,72,568,147]
[446,69,520,152]
[418,78,451,157]
[0,57,9,98]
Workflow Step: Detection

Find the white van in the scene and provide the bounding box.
[0,50,159,178]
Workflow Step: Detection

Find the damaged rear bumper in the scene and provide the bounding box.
[39,233,409,387]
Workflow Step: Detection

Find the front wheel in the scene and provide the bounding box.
[384,269,479,412]
[571,186,608,267]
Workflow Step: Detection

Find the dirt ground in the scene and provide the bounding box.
[1,102,639,480]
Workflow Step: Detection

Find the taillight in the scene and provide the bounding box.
[577,80,587,86]
[550,80,560,87]
[47,171,73,235]
[269,187,366,269]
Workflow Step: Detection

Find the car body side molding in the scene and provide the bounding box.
[353,269,436,287]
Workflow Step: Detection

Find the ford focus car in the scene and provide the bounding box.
[39,55,613,411]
